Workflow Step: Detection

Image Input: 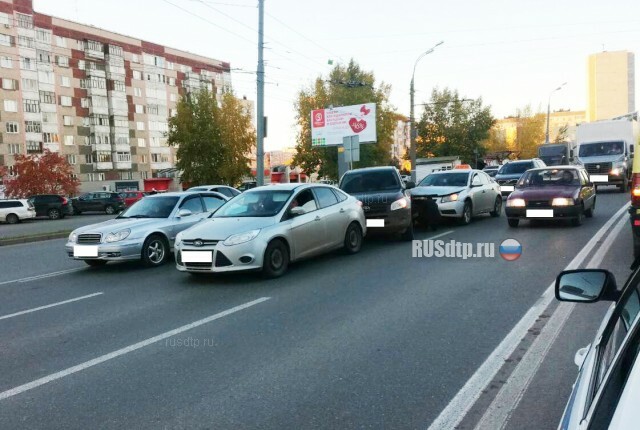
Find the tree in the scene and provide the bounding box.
[415,88,495,166]
[514,105,545,158]
[167,89,255,186]
[293,59,397,181]
[554,124,569,143]
[0,150,79,198]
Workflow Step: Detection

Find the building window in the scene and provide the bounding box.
[60,96,72,107]
[8,143,20,155]
[23,99,40,113]
[85,40,103,52]
[2,78,18,90]
[63,116,73,126]
[6,122,19,133]
[66,154,76,164]
[137,138,146,147]
[20,57,35,71]
[135,104,144,114]
[133,70,142,80]
[61,76,71,87]
[26,141,42,154]
[43,132,59,143]
[170,93,177,102]
[16,13,33,29]
[108,45,123,57]
[140,171,149,179]
[4,100,18,112]
[139,154,147,163]
[36,29,51,43]
[38,71,55,84]
[42,112,56,124]
[132,54,139,63]
[64,135,74,146]
[57,56,69,67]
[55,36,66,48]
[134,87,142,97]
[78,60,85,70]
[119,171,133,180]
[39,91,56,104]
[17,35,34,48]
[81,98,89,108]
[22,78,37,90]
[24,121,42,133]
[0,34,13,47]
[136,121,145,130]
[169,77,176,86]
[96,151,112,162]
[113,118,128,128]
[116,152,131,162]
[115,134,129,145]
[37,49,52,64]
[113,80,126,92]
[147,105,159,115]
[90,115,109,126]
[0,56,12,68]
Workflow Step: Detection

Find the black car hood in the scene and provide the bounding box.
[349,189,405,205]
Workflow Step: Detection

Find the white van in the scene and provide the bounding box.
[0,199,36,224]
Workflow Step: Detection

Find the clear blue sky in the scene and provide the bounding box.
[36,0,640,150]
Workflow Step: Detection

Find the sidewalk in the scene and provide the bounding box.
[0,214,114,246]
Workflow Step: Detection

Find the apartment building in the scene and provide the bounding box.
[0,0,232,192]
[587,51,635,121]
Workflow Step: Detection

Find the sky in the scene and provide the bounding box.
[35,0,640,151]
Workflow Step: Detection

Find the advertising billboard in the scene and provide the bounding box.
[311,103,377,146]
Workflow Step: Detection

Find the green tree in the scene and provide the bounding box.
[167,89,254,186]
[292,59,396,181]
[554,124,569,143]
[514,105,545,158]
[415,88,495,166]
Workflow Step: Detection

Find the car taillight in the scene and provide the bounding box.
[62,197,68,204]
[632,173,640,206]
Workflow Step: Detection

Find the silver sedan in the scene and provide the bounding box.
[175,183,366,278]
[65,191,229,267]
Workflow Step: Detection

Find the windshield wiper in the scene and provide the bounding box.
[125,214,151,218]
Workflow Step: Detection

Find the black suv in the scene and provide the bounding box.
[339,166,415,240]
[71,192,125,215]
[28,194,73,219]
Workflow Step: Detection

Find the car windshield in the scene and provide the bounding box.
[578,141,624,157]
[117,196,179,218]
[498,162,533,175]
[340,171,400,193]
[214,190,292,217]
[539,145,568,156]
[517,169,580,187]
[419,172,470,187]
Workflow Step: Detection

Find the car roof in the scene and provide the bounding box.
[428,169,475,175]
[145,191,205,198]
[526,165,580,172]
[245,183,306,191]
[344,166,397,173]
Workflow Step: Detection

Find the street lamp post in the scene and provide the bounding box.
[410,41,443,183]
[545,82,567,144]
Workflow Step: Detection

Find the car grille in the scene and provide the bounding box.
[361,202,389,216]
[497,179,518,185]
[526,200,551,208]
[77,234,101,244]
[584,163,611,174]
[184,262,212,269]
[215,251,233,267]
[182,239,219,246]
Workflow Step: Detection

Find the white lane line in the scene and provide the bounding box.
[426,202,630,430]
[0,268,85,287]
[0,293,104,321]
[425,230,455,241]
[473,213,629,430]
[0,297,270,401]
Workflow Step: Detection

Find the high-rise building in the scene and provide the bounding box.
[587,50,635,121]
[0,0,232,192]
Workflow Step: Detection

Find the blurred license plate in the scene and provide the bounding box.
[182,251,213,263]
[526,209,553,218]
[366,219,385,227]
[590,175,608,182]
[500,186,514,192]
[74,246,98,257]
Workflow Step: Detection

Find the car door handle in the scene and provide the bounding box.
[339,208,345,213]
[315,216,321,221]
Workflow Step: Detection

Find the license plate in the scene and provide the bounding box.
[366,219,385,227]
[74,245,98,257]
[500,185,514,192]
[526,209,553,218]
[590,175,608,183]
[181,251,213,263]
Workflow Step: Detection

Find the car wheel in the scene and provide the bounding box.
[141,234,169,267]
[262,239,289,279]
[571,204,585,227]
[400,222,414,241]
[6,213,18,224]
[105,205,116,215]
[458,200,472,225]
[490,196,502,217]
[585,198,595,218]
[84,260,107,267]
[48,208,61,220]
[508,218,519,228]
[344,222,363,254]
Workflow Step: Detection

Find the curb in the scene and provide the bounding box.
[0,231,71,246]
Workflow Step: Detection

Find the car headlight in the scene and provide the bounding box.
[68,232,77,243]
[223,229,260,246]
[105,229,131,243]
[441,193,459,203]
[390,197,409,211]
[507,198,526,207]
[552,198,574,206]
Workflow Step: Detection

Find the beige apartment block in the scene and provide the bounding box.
[587,51,635,121]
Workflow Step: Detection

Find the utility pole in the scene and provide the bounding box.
[256,0,265,185]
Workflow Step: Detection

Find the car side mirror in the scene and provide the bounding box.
[177,208,192,218]
[555,269,619,303]
[290,206,306,216]
[471,182,482,188]
[405,181,416,189]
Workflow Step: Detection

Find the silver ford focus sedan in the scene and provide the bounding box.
[175,183,366,278]
[65,191,229,267]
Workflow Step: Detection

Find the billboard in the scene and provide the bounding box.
[311,103,377,146]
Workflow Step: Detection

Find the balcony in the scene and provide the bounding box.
[94,162,113,170]
[113,142,131,152]
[91,143,111,152]
[150,162,173,170]
[114,161,132,170]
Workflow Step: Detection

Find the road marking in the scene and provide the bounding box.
[427,202,630,430]
[0,293,104,321]
[473,211,628,430]
[0,268,85,286]
[0,297,270,401]
[425,230,455,241]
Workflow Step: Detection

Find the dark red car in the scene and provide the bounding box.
[119,191,148,207]
[505,166,596,227]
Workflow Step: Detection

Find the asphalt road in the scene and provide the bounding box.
[0,214,115,241]
[0,189,631,429]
